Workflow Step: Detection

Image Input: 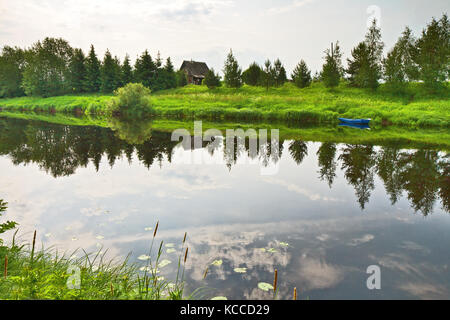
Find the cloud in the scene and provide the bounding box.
[151,0,234,20]
[266,0,316,15]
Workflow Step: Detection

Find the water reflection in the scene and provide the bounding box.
[0,117,447,216]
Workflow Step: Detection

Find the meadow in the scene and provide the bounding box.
[0,82,449,127]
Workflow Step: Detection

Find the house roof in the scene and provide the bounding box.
[180,60,209,77]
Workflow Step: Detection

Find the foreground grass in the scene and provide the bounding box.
[0,227,190,300]
[0,82,449,127]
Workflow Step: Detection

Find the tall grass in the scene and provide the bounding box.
[0,222,193,300]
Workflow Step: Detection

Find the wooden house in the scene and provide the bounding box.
[180,60,209,85]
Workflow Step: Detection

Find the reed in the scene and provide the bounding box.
[293,287,297,300]
[3,255,7,279]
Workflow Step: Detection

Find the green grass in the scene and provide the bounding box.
[1,82,449,127]
[0,223,192,300]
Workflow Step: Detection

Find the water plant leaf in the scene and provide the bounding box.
[267,248,277,253]
[138,255,150,261]
[165,243,175,248]
[234,268,247,273]
[258,282,274,291]
[211,296,228,300]
[159,259,172,268]
[96,235,104,240]
[279,242,289,247]
[71,237,78,241]
[259,248,266,252]
[144,227,153,231]
[44,233,52,238]
[211,259,223,266]
[167,248,176,254]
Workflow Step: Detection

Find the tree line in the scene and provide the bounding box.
[0,40,186,98]
[217,14,449,92]
[0,14,448,98]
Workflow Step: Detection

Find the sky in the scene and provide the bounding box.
[0,0,448,75]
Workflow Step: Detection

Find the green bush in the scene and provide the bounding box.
[0,200,17,247]
[107,83,153,117]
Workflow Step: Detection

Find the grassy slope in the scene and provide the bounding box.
[0,82,449,127]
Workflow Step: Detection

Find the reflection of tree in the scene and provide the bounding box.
[339,145,376,210]
[288,141,308,165]
[397,150,441,216]
[439,154,449,212]
[376,147,404,205]
[108,118,153,145]
[317,142,337,188]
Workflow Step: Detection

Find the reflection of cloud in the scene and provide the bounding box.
[297,255,345,290]
[399,241,431,255]
[262,178,344,202]
[348,234,374,246]
[398,282,449,300]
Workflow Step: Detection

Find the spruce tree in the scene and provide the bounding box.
[164,57,174,73]
[122,54,133,85]
[262,59,273,91]
[364,19,384,89]
[69,48,87,93]
[176,70,188,87]
[204,68,222,89]
[273,58,287,87]
[134,50,155,88]
[346,42,371,87]
[242,62,262,86]
[100,49,117,93]
[85,44,101,92]
[321,41,343,88]
[223,49,242,88]
[291,59,312,88]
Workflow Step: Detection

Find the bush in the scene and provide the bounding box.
[107,83,152,117]
[0,200,17,247]
[204,69,222,89]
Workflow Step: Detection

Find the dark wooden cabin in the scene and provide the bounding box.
[180,60,209,85]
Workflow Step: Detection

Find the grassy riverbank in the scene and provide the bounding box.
[0,82,449,127]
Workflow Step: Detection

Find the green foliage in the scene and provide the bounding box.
[0,200,17,245]
[122,55,134,86]
[204,68,222,89]
[176,70,188,87]
[100,50,121,93]
[272,58,287,87]
[0,46,25,98]
[292,60,312,88]
[322,41,343,88]
[415,14,449,90]
[68,48,87,93]
[22,37,73,97]
[223,49,242,88]
[134,50,156,89]
[85,45,101,92]
[107,83,153,116]
[242,62,262,86]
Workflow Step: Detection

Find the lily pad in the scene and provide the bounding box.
[158,259,172,268]
[165,243,175,248]
[44,233,52,238]
[167,248,176,254]
[259,248,266,252]
[211,259,223,266]
[234,268,247,273]
[211,296,228,300]
[96,235,104,240]
[144,227,153,231]
[258,282,274,291]
[267,248,277,253]
[279,242,289,247]
[138,255,150,261]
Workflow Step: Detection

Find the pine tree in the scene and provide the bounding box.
[364,19,384,89]
[85,44,101,92]
[415,14,449,90]
[113,56,123,89]
[69,48,87,93]
[346,42,371,87]
[204,68,222,89]
[321,41,343,88]
[122,54,133,85]
[164,57,174,73]
[134,50,156,88]
[291,59,312,88]
[223,49,242,88]
[273,58,287,87]
[262,59,273,91]
[100,49,117,93]
[242,62,262,86]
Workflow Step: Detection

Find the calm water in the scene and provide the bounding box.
[0,116,449,300]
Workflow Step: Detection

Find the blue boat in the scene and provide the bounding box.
[338,118,371,125]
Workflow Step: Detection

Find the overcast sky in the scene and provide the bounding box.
[0,0,448,75]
